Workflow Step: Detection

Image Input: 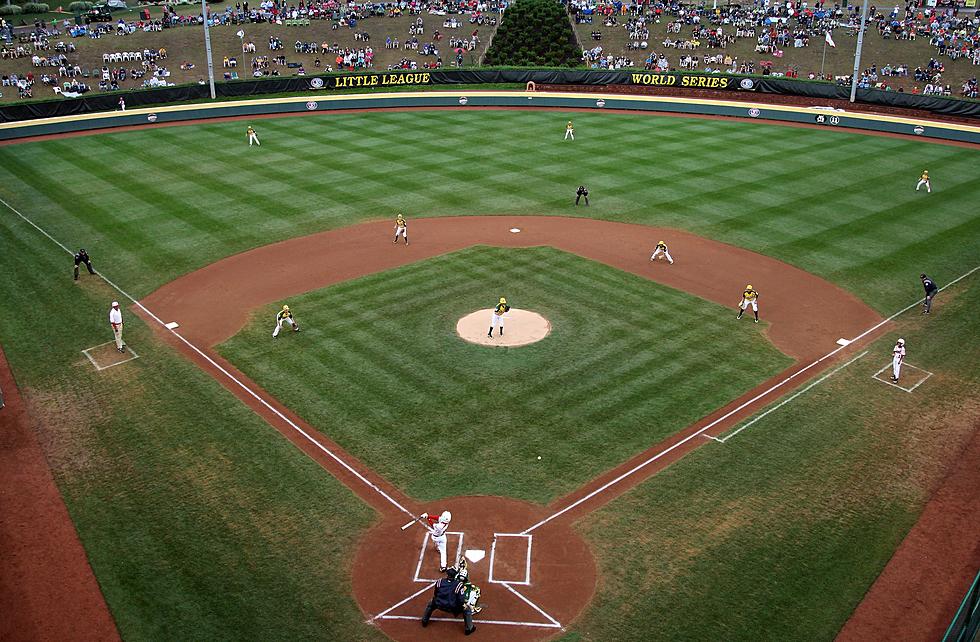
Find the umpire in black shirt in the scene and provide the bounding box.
[74,248,95,280]
[920,273,939,314]
[575,185,589,206]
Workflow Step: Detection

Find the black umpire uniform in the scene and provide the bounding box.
[74,248,96,280]
[421,567,477,635]
[575,185,589,206]
[920,273,939,313]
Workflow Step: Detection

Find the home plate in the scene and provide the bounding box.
[464,549,486,563]
[509,228,521,233]
[165,322,180,330]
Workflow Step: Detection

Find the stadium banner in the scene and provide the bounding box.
[1,69,979,123]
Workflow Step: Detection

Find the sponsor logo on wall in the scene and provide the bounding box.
[309,77,325,89]
[306,101,318,110]
[748,108,761,118]
[147,113,158,122]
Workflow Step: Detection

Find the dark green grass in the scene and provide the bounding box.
[567,276,980,641]
[218,246,792,502]
[0,201,381,640]
[0,110,976,313]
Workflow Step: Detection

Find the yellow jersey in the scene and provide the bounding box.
[277,309,293,322]
[494,302,508,315]
[920,172,929,181]
[742,289,759,302]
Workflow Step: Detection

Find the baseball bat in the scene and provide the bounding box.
[400,516,421,531]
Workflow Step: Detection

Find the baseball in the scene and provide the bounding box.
[537,456,542,460]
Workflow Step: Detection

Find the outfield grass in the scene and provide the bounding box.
[0,193,382,640]
[568,275,980,642]
[218,246,792,502]
[0,110,976,313]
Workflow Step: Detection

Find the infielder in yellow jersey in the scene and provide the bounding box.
[564,120,574,140]
[393,214,409,245]
[916,169,930,193]
[649,240,674,264]
[735,285,760,323]
[272,304,301,337]
[488,297,510,338]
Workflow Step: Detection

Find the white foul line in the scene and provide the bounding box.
[521,264,979,535]
[376,615,560,628]
[0,195,419,523]
[502,583,561,627]
[712,350,869,443]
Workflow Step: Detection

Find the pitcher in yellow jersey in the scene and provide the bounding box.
[393,214,409,245]
[488,297,510,338]
[736,285,760,323]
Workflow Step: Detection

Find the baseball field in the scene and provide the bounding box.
[0,108,978,641]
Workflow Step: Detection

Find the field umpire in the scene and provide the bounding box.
[575,185,589,206]
[74,248,96,280]
[920,273,939,314]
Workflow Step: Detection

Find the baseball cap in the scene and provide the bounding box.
[112,301,119,307]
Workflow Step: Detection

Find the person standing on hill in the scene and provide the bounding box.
[488,297,509,338]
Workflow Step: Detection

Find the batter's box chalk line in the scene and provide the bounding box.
[488,533,532,585]
[372,581,561,629]
[413,531,465,583]
[871,362,933,393]
[82,341,140,371]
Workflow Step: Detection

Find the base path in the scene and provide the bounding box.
[0,346,119,642]
[139,215,883,640]
[143,215,880,361]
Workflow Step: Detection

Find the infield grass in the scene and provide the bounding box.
[0,110,976,313]
[569,274,980,642]
[218,246,792,502]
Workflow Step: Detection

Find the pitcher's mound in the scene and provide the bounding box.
[456,309,551,347]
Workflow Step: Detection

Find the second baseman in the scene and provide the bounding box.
[736,285,760,323]
[650,240,674,264]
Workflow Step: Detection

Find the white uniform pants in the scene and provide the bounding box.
[650,247,673,263]
[892,357,903,380]
[490,312,505,331]
[739,299,758,312]
[249,132,260,146]
[273,317,296,337]
[112,324,124,350]
[431,533,448,568]
[564,128,574,140]
[916,179,930,192]
[394,225,407,241]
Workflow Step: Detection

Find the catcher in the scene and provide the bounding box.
[488,297,510,338]
[421,558,482,636]
[272,304,301,337]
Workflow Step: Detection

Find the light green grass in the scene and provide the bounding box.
[218,246,792,502]
[0,110,976,313]
[0,196,382,640]
[568,275,980,641]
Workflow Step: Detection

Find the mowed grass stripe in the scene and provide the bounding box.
[220,247,791,502]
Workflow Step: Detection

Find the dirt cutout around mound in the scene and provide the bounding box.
[457,309,552,347]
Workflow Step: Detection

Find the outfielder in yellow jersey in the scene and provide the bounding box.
[915,170,931,193]
[393,214,409,245]
[247,126,260,146]
[488,297,510,338]
[272,304,301,337]
[564,120,574,140]
[735,285,760,323]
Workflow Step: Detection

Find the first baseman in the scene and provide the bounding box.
[247,125,260,146]
[421,510,453,569]
[920,273,939,314]
[915,170,930,192]
[891,338,905,382]
[488,297,509,337]
[272,304,300,337]
[736,285,760,323]
[109,301,125,352]
[650,240,674,264]
[393,214,409,245]
[564,120,575,140]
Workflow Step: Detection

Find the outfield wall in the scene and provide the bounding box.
[1,91,978,144]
